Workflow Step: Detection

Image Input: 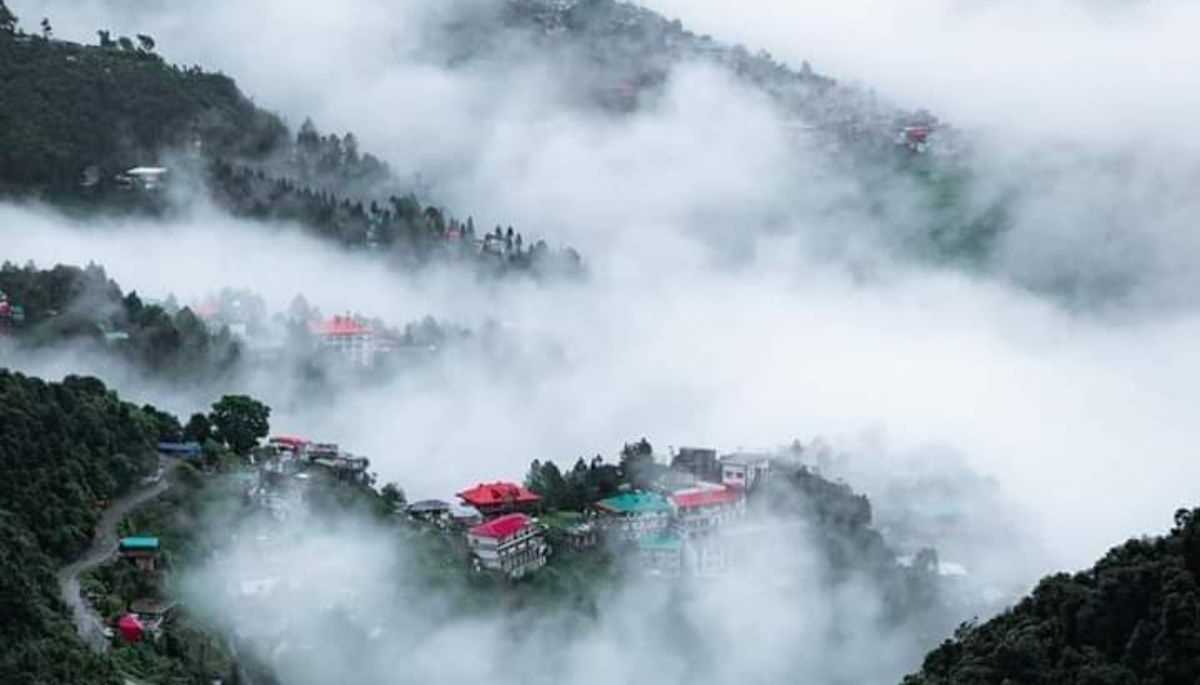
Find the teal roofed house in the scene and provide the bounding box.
[592,491,674,541]
[638,532,684,578]
[119,536,160,572]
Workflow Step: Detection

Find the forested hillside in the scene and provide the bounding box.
[903,508,1200,685]
[0,261,242,379]
[0,2,582,275]
[0,371,165,685]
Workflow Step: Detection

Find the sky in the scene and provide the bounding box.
[2,0,1199,681]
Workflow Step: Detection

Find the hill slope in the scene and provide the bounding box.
[903,508,1200,685]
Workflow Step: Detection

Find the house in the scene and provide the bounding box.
[0,292,25,333]
[157,441,201,459]
[671,447,721,482]
[456,482,541,517]
[128,598,177,637]
[268,436,309,457]
[309,454,370,484]
[307,442,340,461]
[669,484,744,539]
[564,522,599,551]
[449,503,484,529]
[311,315,376,367]
[407,499,452,523]
[719,453,772,491]
[119,536,160,571]
[466,513,549,579]
[638,532,684,578]
[118,166,169,191]
[592,491,673,541]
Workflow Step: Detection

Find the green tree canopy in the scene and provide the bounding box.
[208,395,270,455]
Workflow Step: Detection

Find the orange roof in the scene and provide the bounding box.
[670,485,740,509]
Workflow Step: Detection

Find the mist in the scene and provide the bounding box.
[3,0,1199,682]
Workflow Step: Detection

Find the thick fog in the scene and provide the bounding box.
[3,0,1199,682]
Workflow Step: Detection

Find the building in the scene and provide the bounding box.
[449,503,484,529]
[309,454,370,484]
[119,536,160,571]
[671,447,721,482]
[310,315,376,367]
[157,441,201,459]
[0,292,25,333]
[719,453,772,491]
[407,499,451,524]
[564,522,599,551]
[118,166,169,190]
[669,484,744,539]
[456,482,541,518]
[592,491,673,541]
[269,436,309,457]
[128,598,176,637]
[466,513,549,579]
[638,532,684,578]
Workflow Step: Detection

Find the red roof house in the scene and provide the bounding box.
[116,613,143,642]
[310,315,373,337]
[669,484,741,509]
[468,513,533,540]
[457,482,541,516]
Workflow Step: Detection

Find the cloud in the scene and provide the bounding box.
[3,0,1200,681]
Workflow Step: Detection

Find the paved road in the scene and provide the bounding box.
[57,458,177,653]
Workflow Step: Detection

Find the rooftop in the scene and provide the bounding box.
[457,482,541,507]
[670,485,740,509]
[120,536,160,550]
[310,315,372,337]
[595,491,672,515]
[469,513,534,540]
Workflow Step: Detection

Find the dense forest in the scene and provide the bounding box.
[903,508,1200,684]
[0,2,582,276]
[0,371,164,685]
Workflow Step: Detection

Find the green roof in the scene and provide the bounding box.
[120,536,160,550]
[638,532,682,552]
[595,491,672,515]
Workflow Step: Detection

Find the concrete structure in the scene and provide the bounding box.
[120,166,169,190]
[466,513,548,579]
[592,491,673,541]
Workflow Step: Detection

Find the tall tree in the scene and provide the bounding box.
[208,394,270,455]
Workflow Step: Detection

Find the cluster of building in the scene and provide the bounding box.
[0,291,26,334]
[405,448,775,581]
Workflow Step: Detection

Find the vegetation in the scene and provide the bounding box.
[0,3,582,277]
[0,261,241,379]
[904,508,1200,685]
[0,370,166,685]
[208,394,270,455]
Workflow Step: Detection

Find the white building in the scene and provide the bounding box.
[719,453,772,491]
[669,483,745,539]
[466,513,548,579]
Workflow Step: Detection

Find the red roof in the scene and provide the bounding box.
[117,613,143,642]
[904,126,931,141]
[310,315,373,337]
[670,485,740,509]
[456,482,541,507]
[269,436,308,448]
[469,513,532,539]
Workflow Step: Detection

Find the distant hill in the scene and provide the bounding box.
[0,2,582,276]
[902,508,1200,685]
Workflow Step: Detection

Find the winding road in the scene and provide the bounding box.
[57,458,176,653]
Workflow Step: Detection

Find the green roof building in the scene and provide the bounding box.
[119,536,160,551]
[594,491,673,515]
[593,491,673,541]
